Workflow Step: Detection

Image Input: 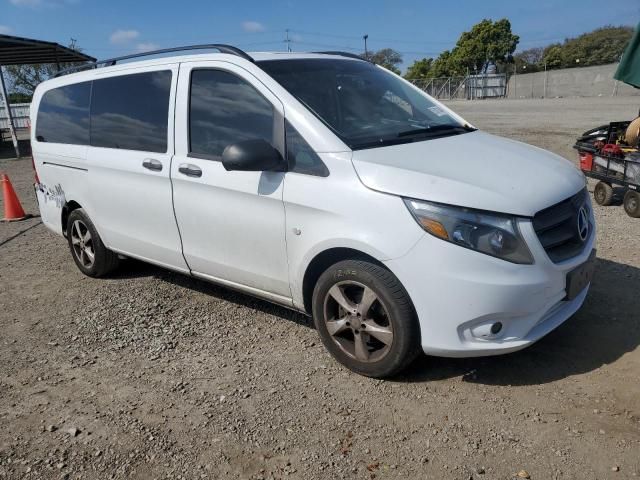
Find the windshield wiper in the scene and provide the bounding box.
[350,124,477,150]
[350,137,417,150]
[396,124,476,138]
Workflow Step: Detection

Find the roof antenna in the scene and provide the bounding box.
[284,29,292,52]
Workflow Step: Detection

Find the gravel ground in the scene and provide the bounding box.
[1,97,639,480]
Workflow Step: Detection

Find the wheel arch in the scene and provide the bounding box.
[61,200,82,237]
[301,247,399,315]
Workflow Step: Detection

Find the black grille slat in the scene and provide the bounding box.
[537,224,577,249]
[533,188,589,263]
[533,208,575,233]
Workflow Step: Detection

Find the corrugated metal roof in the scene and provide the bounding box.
[0,33,95,65]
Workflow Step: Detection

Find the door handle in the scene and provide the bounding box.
[178,163,202,178]
[142,158,163,171]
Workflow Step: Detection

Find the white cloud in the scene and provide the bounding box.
[109,29,140,45]
[9,0,43,7]
[242,21,265,33]
[0,25,12,34]
[9,0,77,8]
[135,42,159,53]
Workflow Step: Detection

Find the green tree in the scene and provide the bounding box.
[556,26,633,68]
[5,63,62,96]
[429,50,455,77]
[535,26,633,70]
[404,57,433,80]
[405,18,519,78]
[542,44,563,68]
[8,92,32,103]
[449,19,519,73]
[365,48,403,74]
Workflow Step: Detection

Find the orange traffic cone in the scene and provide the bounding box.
[1,173,27,221]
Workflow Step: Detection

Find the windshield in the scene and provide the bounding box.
[258,58,473,150]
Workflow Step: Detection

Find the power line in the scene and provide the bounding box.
[80,29,581,63]
[289,28,456,45]
[292,40,441,57]
[287,27,612,51]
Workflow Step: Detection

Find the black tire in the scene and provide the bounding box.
[593,181,613,206]
[312,259,421,378]
[623,190,640,218]
[66,208,119,277]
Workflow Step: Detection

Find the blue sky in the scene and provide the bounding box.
[1,0,639,70]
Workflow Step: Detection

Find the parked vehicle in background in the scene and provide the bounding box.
[31,45,596,378]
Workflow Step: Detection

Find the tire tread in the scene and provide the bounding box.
[312,258,421,378]
[67,209,119,277]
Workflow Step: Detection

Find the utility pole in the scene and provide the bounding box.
[363,34,368,60]
[69,37,77,50]
[284,29,292,52]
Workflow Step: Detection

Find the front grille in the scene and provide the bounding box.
[532,188,590,263]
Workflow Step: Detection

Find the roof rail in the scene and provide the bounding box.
[54,44,254,77]
[313,51,367,62]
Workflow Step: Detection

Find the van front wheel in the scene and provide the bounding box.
[66,209,119,277]
[312,259,421,378]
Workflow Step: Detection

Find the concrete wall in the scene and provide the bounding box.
[507,63,640,99]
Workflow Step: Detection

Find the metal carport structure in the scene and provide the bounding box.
[0,33,95,158]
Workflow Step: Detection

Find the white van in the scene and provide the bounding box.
[31,45,596,378]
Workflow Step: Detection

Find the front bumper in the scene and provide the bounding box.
[384,214,596,358]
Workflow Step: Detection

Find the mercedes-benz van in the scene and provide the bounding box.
[31,46,596,377]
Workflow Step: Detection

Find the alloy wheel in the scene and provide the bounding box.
[70,220,95,269]
[323,281,393,362]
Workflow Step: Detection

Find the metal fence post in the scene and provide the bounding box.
[0,66,20,159]
[531,74,534,98]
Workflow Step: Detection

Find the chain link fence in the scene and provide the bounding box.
[1,102,30,143]
[410,74,508,100]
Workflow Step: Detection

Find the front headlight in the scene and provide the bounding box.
[404,198,534,264]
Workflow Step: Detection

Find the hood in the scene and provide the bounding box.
[351,130,585,217]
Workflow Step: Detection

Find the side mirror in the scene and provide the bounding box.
[222,139,287,172]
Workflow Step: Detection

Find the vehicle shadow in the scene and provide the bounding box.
[398,257,640,385]
[109,257,638,385]
[107,258,312,330]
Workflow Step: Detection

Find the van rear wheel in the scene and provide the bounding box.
[312,259,421,378]
[66,209,119,277]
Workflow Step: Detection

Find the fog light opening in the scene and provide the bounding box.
[490,322,503,335]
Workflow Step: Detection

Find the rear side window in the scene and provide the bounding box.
[189,69,274,160]
[90,70,172,153]
[36,82,91,145]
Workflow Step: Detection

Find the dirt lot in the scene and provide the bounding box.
[1,97,639,480]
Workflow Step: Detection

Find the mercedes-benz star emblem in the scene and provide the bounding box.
[577,207,589,241]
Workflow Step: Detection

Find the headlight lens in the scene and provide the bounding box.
[404,199,534,264]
